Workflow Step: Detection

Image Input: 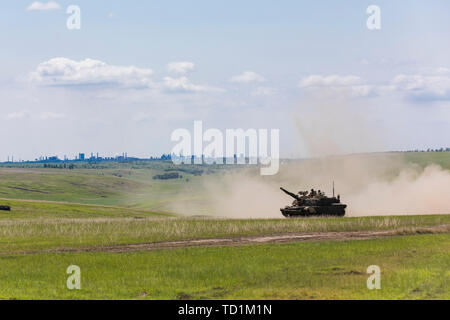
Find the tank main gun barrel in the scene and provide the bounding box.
[280,187,301,200]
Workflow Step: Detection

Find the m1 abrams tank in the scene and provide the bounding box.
[280,186,346,218]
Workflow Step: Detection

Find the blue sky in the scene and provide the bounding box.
[0,1,449,160]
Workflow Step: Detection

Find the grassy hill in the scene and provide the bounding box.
[0,151,448,214]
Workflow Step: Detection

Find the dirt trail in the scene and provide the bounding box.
[3,225,449,256]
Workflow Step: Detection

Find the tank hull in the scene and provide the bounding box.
[281,204,346,218]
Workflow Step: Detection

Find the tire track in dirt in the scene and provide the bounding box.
[1,225,448,256]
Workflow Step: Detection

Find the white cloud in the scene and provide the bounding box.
[230,71,266,84]
[26,1,61,11]
[163,76,222,93]
[299,75,362,87]
[299,70,450,100]
[434,67,450,75]
[298,74,377,98]
[251,86,277,96]
[39,112,67,120]
[5,111,30,120]
[298,69,450,101]
[28,58,226,95]
[3,111,66,121]
[330,85,379,98]
[167,62,195,75]
[29,58,154,88]
[393,70,450,100]
[360,59,370,65]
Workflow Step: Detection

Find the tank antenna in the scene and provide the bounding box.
[333,181,335,198]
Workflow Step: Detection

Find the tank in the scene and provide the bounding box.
[280,186,346,218]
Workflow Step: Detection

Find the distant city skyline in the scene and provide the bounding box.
[2,147,449,164]
[3,151,172,163]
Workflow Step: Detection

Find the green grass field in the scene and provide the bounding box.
[0,234,448,300]
[0,199,170,220]
[0,165,216,213]
[0,203,448,254]
[0,152,448,300]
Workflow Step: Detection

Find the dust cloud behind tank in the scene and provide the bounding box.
[280,186,347,218]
